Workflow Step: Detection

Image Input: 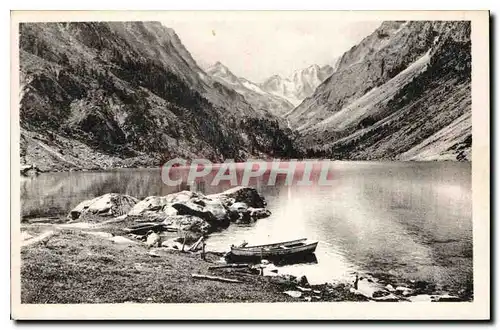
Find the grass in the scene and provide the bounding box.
[21,228,301,304]
[20,220,472,304]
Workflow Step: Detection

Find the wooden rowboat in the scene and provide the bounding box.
[228,238,318,261]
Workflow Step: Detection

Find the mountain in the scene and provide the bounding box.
[260,64,334,106]
[288,21,471,161]
[206,62,294,117]
[19,22,300,171]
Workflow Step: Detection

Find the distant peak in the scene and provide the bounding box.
[265,74,282,82]
[211,61,227,69]
[207,61,231,74]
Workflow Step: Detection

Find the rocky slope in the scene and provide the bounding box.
[260,64,334,106]
[19,22,300,172]
[206,62,295,117]
[288,21,471,161]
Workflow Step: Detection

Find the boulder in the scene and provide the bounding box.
[395,286,412,292]
[128,196,171,216]
[145,232,161,248]
[229,202,248,213]
[207,186,266,208]
[349,287,371,299]
[235,212,252,224]
[127,191,200,221]
[161,237,184,250]
[202,198,229,223]
[163,206,178,216]
[298,275,309,287]
[164,190,202,204]
[395,286,413,296]
[163,215,211,239]
[171,201,215,222]
[68,193,139,221]
[248,207,271,219]
[385,284,396,292]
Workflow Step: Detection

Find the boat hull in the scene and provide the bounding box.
[228,241,318,261]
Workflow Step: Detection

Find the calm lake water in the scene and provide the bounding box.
[21,161,472,291]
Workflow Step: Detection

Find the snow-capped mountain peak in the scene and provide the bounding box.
[260,64,334,106]
[206,62,295,117]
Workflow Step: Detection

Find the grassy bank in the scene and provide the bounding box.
[20,218,472,304]
[21,222,364,304]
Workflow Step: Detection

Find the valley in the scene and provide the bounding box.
[19,20,471,173]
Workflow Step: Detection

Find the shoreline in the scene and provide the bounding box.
[20,186,473,303]
[21,221,367,304]
[20,219,473,303]
[21,159,472,177]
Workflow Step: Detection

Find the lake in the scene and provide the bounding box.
[21,161,472,293]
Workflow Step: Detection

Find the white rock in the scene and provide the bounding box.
[395,286,412,292]
[163,206,178,216]
[283,290,302,298]
[68,193,138,221]
[248,207,271,219]
[408,294,436,302]
[385,284,396,292]
[296,286,312,292]
[128,196,170,216]
[146,232,161,247]
[229,202,248,212]
[111,236,136,244]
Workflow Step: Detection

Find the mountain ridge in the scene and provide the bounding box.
[206,61,295,117]
[19,21,300,171]
[289,20,471,161]
[260,64,334,106]
[18,20,471,170]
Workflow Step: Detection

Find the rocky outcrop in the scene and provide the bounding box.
[207,186,267,209]
[68,193,139,221]
[127,191,200,220]
[68,187,270,238]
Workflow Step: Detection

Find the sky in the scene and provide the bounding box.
[161,15,381,82]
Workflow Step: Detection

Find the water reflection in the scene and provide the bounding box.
[21,161,472,291]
